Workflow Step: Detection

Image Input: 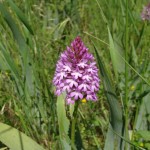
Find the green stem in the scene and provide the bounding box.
[71,101,79,149]
[125,0,129,149]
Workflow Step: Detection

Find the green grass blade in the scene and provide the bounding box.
[52,18,70,40]
[57,94,71,150]
[0,3,27,54]
[0,51,9,70]
[0,44,19,79]
[135,94,150,130]
[104,124,114,150]
[0,123,45,150]
[112,129,146,150]
[94,45,123,132]
[7,0,34,35]
[108,27,125,80]
[94,45,123,148]
[0,43,23,95]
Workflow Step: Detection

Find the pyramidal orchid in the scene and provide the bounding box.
[141,3,150,21]
[53,37,100,104]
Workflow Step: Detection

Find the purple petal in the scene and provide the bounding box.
[70,92,83,100]
[66,98,75,104]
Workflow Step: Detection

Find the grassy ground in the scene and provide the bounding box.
[0,0,150,150]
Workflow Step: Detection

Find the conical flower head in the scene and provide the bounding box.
[53,37,100,104]
[141,3,150,21]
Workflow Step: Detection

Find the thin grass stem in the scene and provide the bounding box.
[125,0,129,149]
[71,101,79,149]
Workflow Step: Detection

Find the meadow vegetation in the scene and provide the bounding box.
[0,0,150,150]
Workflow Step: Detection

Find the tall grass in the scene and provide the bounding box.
[0,0,150,150]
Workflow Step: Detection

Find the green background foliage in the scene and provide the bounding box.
[0,0,150,149]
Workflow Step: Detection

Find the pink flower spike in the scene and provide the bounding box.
[55,89,61,95]
[77,62,87,68]
[86,94,93,100]
[66,79,78,87]
[53,36,100,104]
[59,83,65,87]
[71,72,82,79]
[63,65,71,72]
[66,98,75,104]
[87,68,97,74]
[91,85,98,92]
[82,75,92,81]
[57,72,67,80]
[78,83,90,91]
[86,92,97,101]
[70,91,83,100]
[62,85,70,92]
[141,3,150,21]
[53,78,61,85]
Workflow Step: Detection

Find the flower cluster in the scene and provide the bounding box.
[141,3,150,21]
[53,37,100,104]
